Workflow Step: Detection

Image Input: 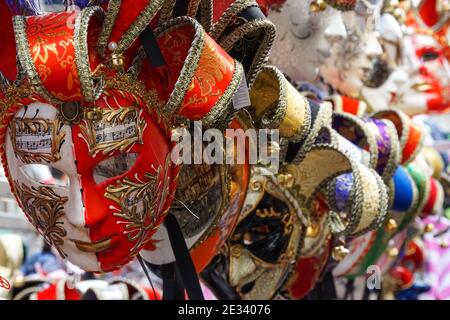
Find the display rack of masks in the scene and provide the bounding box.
[0,0,449,300]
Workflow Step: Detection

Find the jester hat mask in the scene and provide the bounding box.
[0,1,243,272]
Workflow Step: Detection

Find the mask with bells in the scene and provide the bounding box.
[201,166,306,300]
[0,2,244,272]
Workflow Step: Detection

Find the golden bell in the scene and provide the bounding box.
[13,274,25,288]
[310,0,328,12]
[306,222,320,238]
[332,245,349,261]
[424,223,434,233]
[277,173,294,188]
[440,240,449,249]
[385,219,398,232]
[110,53,124,70]
[387,247,399,257]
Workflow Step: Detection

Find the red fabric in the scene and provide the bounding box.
[24,12,87,101]
[401,240,424,272]
[0,1,18,81]
[418,0,439,28]
[402,122,423,164]
[212,0,236,23]
[140,22,237,121]
[256,0,287,15]
[178,34,235,120]
[341,95,362,116]
[286,240,331,299]
[36,282,81,300]
[422,177,438,215]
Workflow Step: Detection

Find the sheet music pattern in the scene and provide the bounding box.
[80,107,145,156]
[11,119,64,163]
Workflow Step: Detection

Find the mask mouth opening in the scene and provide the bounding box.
[20,164,69,187]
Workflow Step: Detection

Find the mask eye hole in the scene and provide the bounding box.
[421,51,439,62]
[93,153,138,185]
[20,164,69,187]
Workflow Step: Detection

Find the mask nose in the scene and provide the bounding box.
[65,174,87,228]
[392,68,409,87]
[365,33,383,59]
[324,12,347,41]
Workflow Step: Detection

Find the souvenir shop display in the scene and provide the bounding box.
[0,0,449,301]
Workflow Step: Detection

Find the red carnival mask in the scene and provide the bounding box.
[0,2,242,273]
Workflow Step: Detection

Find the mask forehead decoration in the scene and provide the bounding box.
[0,1,244,273]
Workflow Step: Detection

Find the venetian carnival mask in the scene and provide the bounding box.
[5,97,174,273]
[393,31,450,114]
[361,13,409,112]
[319,0,384,97]
[268,0,353,82]
[0,1,244,273]
[200,165,306,300]
[379,0,450,115]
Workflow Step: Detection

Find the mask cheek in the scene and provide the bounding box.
[10,172,70,259]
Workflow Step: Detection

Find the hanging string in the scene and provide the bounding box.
[137,254,159,300]
[175,197,200,220]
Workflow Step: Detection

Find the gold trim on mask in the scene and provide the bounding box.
[72,237,112,253]
[209,0,276,84]
[228,165,306,300]
[105,155,172,255]
[158,0,203,25]
[10,118,65,164]
[79,106,145,157]
[13,16,63,105]
[13,182,68,259]
[75,6,106,102]
[98,0,166,58]
[250,66,311,143]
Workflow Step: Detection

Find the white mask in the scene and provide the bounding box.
[268,0,347,82]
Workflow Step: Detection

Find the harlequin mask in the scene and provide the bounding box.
[268,0,348,82]
[0,2,243,272]
[201,165,306,300]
